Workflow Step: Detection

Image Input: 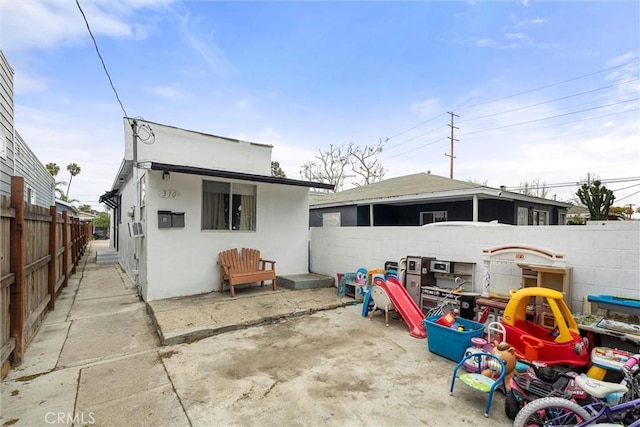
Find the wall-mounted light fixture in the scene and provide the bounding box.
[162,171,170,181]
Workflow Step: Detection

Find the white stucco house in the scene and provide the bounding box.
[100,118,333,301]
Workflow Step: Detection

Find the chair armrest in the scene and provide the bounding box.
[259,259,276,270]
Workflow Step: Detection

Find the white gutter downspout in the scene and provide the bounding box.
[370,204,374,226]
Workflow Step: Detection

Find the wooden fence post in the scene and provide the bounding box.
[71,217,77,273]
[62,211,69,288]
[48,206,57,311]
[9,176,25,364]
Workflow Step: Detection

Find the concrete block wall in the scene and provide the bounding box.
[309,221,640,314]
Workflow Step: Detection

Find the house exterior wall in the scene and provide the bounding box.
[124,120,272,175]
[117,169,313,301]
[111,119,315,300]
[14,131,54,207]
[310,198,565,227]
[309,221,639,313]
[309,205,358,227]
[0,51,14,199]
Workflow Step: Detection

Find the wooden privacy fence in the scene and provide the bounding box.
[0,176,91,371]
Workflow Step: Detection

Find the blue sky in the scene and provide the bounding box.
[2,0,639,211]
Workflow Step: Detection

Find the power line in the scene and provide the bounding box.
[457,77,639,125]
[381,107,637,167]
[458,98,639,137]
[75,0,129,119]
[383,122,448,152]
[455,108,638,143]
[381,137,447,163]
[452,58,640,111]
[616,190,640,203]
[506,176,640,191]
[377,60,638,147]
[384,112,448,142]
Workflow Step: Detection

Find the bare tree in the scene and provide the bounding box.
[350,138,386,187]
[301,141,386,192]
[519,179,548,198]
[300,143,353,192]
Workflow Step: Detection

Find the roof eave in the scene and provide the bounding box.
[144,162,334,190]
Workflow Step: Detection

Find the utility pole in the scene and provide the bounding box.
[445,111,459,179]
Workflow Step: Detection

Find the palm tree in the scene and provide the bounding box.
[46,162,60,177]
[66,163,81,199]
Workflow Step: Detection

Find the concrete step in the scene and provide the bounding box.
[96,249,119,265]
[277,273,335,290]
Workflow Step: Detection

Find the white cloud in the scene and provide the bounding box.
[257,127,281,142]
[1,0,172,53]
[147,85,187,100]
[516,17,550,28]
[13,68,49,94]
[174,9,232,75]
[531,18,550,25]
[475,38,497,48]
[411,98,441,117]
[608,51,638,66]
[505,32,527,40]
[233,98,253,110]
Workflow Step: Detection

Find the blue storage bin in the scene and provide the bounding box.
[424,315,485,362]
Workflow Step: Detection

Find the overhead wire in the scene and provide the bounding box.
[451,58,640,112]
[75,0,129,120]
[384,112,448,142]
[452,108,638,143]
[458,98,639,137]
[75,1,154,146]
[378,60,639,151]
[456,77,639,124]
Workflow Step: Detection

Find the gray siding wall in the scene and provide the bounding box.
[0,50,14,198]
[14,131,54,207]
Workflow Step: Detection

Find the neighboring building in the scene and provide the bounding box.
[0,50,15,199]
[0,51,54,207]
[55,199,79,216]
[100,118,333,301]
[309,172,571,227]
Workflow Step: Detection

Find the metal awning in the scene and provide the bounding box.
[143,162,335,190]
[98,190,119,210]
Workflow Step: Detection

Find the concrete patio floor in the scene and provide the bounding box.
[146,285,350,346]
[0,240,514,427]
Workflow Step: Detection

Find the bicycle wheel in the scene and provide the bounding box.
[513,397,592,427]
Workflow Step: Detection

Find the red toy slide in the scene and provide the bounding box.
[378,278,426,339]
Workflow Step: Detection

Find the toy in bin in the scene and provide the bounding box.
[436,311,456,327]
[424,315,486,362]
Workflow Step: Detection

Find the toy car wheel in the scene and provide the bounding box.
[505,389,521,420]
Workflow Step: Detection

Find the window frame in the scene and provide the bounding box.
[533,209,549,225]
[420,210,447,225]
[517,207,529,226]
[202,179,257,231]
